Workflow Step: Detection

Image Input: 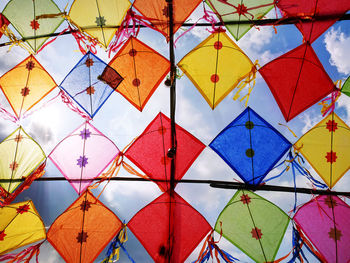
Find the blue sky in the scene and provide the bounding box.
[0,0,349,262]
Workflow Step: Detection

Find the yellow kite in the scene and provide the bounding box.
[0,127,46,194]
[177,31,257,109]
[294,112,350,188]
[0,55,57,119]
[68,0,131,48]
[0,200,46,255]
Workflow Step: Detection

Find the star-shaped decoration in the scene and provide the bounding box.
[95,16,106,27]
[0,230,6,241]
[25,61,35,71]
[16,204,30,214]
[251,227,263,240]
[21,87,30,97]
[76,231,88,243]
[162,6,169,17]
[240,194,251,205]
[14,134,23,142]
[235,3,249,16]
[80,200,91,211]
[326,120,338,132]
[326,151,337,163]
[9,161,18,171]
[30,19,40,30]
[328,227,342,241]
[85,58,94,68]
[77,156,88,168]
[79,128,91,140]
[86,86,95,95]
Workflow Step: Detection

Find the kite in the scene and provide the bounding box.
[49,121,120,195]
[215,190,290,263]
[0,127,46,196]
[128,190,211,263]
[209,107,291,185]
[47,190,123,263]
[277,0,350,43]
[177,31,257,109]
[0,200,46,255]
[294,195,350,262]
[133,0,202,39]
[206,0,274,41]
[2,0,64,53]
[259,42,336,121]
[0,14,10,39]
[68,0,131,48]
[0,55,57,120]
[124,112,205,192]
[341,76,350,97]
[59,51,123,119]
[108,36,170,111]
[294,112,350,188]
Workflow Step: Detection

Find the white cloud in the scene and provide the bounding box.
[337,94,350,124]
[324,27,350,75]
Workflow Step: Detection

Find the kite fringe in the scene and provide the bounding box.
[194,226,238,263]
[101,225,135,263]
[0,162,46,207]
[0,102,18,124]
[0,240,45,263]
[59,89,92,121]
[0,22,33,54]
[232,60,259,107]
[318,82,341,117]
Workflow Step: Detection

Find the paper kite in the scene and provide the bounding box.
[294,195,350,262]
[178,31,257,109]
[215,190,290,263]
[128,190,211,263]
[59,51,123,118]
[0,200,46,255]
[277,0,350,43]
[341,76,350,97]
[133,0,202,39]
[68,0,131,48]
[0,127,46,195]
[209,107,291,185]
[0,55,57,119]
[108,36,170,111]
[47,190,123,263]
[259,42,336,121]
[207,0,274,41]
[294,112,350,188]
[49,121,120,195]
[124,112,205,192]
[2,0,64,52]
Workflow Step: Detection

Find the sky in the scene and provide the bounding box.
[0,0,349,262]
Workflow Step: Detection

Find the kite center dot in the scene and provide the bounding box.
[132,78,141,86]
[214,41,222,50]
[129,49,137,57]
[245,121,254,129]
[211,74,219,83]
[246,148,254,157]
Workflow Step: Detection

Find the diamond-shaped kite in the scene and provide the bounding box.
[294,112,350,188]
[68,0,131,48]
[2,0,64,52]
[128,190,211,263]
[294,195,350,263]
[207,0,274,41]
[108,36,170,111]
[124,112,205,192]
[0,55,57,119]
[259,42,336,121]
[0,127,46,195]
[0,200,46,255]
[178,31,257,109]
[277,0,350,43]
[47,190,123,263]
[59,51,123,118]
[49,121,120,195]
[215,190,290,263]
[209,107,291,185]
[341,76,350,97]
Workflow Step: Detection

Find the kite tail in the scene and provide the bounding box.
[318,85,341,117]
[194,228,238,263]
[59,90,92,121]
[0,240,45,263]
[0,102,18,124]
[0,162,46,207]
[233,61,259,107]
[101,225,135,263]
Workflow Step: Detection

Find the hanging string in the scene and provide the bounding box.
[0,240,45,263]
[319,81,341,117]
[59,89,92,121]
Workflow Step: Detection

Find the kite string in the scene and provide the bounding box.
[0,102,18,124]
[59,89,92,121]
[318,81,341,117]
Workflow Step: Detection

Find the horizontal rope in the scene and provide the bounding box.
[0,13,349,48]
[1,176,349,196]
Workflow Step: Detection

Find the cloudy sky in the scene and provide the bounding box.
[0,0,349,262]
